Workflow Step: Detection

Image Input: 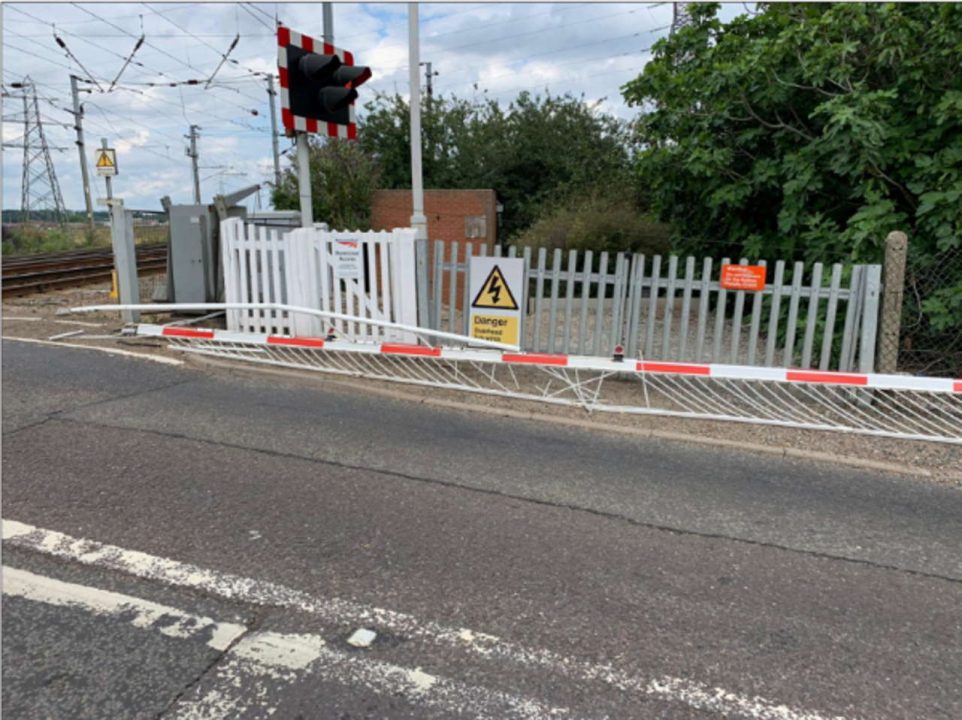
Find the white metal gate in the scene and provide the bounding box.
[221,218,418,341]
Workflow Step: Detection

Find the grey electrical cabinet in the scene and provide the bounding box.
[160,184,259,305]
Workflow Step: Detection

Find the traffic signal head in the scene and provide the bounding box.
[277,26,371,139]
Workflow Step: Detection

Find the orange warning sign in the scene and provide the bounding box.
[720,264,766,292]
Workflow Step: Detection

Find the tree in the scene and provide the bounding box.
[359,90,637,240]
[622,3,962,267]
[272,136,381,230]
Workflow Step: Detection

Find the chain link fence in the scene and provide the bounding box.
[899,244,962,377]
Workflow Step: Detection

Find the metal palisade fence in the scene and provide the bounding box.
[425,241,882,373]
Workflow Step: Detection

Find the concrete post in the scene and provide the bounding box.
[109,200,140,324]
[878,230,908,373]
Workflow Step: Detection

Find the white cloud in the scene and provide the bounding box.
[115,129,150,154]
[3,2,755,211]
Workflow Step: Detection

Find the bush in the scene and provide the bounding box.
[511,196,671,257]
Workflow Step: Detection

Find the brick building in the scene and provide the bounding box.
[370,189,499,310]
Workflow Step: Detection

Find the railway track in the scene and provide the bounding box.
[2,243,167,297]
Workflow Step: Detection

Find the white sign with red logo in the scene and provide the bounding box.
[333,240,361,279]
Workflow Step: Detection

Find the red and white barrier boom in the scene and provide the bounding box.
[65,303,962,445]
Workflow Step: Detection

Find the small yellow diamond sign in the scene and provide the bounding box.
[95,148,117,176]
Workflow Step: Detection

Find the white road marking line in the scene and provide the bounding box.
[1,336,184,365]
[2,519,853,720]
[174,631,570,720]
[3,565,570,719]
[53,319,105,327]
[2,316,42,321]
[2,566,245,651]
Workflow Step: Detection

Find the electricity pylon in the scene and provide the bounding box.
[16,77,67,224]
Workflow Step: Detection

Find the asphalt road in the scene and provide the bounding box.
[3,338,961,719]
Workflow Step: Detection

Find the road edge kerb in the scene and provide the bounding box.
[186,353,956,482]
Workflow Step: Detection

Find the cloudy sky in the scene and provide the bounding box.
[2,1,749,212]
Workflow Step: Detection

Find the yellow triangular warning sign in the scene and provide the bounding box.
[472,265,519,310]
[96,151,115,168]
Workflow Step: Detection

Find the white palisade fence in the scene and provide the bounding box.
[221,218,418,341]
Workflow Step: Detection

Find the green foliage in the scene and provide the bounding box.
[622,2,962,336]
[512,195,671,257]
[359,91,636,241]
[1,224,112,255]
[272,137,381,230]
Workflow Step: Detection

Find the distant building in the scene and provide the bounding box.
[370,189,499,310]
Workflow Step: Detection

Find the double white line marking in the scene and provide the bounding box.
[3,519,851,720]
[3,566,562,719]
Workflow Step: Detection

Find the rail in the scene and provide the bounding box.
[3,243,166,297]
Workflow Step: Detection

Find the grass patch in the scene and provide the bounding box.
[2,223,168,256]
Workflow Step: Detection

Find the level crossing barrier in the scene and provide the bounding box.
[64,302,962,445]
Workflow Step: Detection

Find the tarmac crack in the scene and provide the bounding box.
[153,606,271,720]
[1,378,197,440]
[42,414,962,586]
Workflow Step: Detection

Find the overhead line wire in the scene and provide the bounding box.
[68,2,265,113]
[243,2,275,23]
[9,8,262,116]
[71,3,203,73]
[12,32,275,39]
[240,4,274,32]
[107,35,146,91]
[1,69,262,165]
[5,5,184,26]
[1,40,95,81]
[141,3,271,99]
[6,4,151,73]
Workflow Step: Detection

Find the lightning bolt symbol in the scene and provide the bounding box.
[488,276,502,304]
